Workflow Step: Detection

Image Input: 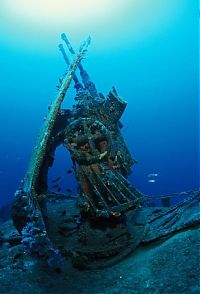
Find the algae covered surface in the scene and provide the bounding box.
[0,214,199,294]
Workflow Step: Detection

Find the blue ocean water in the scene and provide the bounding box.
[0,0,198,208]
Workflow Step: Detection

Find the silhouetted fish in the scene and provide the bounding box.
[67,169,72,174]
[51,176,61,183]
[62,210,67,216]
[52,184,60,189]
[66,188,72,193]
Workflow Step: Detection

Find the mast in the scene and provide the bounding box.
[58,43,83,92]
[61,33,99,100]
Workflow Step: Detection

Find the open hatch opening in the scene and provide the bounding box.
[47,145,78,196]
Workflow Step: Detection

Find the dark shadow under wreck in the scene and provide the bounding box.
[1,35,198,292]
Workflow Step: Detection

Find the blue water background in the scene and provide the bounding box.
[0,0,199,208]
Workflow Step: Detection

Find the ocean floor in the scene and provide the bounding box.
[0,196,199,294]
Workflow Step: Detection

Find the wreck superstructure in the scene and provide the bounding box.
[10,34,200,271]
[12,34,144,269]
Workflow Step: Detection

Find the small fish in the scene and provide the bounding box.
[66,188,72,193]
[62,210,67,216]
[180,192,187,195]
[57,187,61,192]
[52,184,60,189]
[147,173,158,178]
[51,176,61,183]
[124,125,129,131]
[67,169,72,174]
[148,179,156,183]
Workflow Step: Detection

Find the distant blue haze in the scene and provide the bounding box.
[0,0,198,207]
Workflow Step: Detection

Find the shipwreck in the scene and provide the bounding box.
[10,34,200,273]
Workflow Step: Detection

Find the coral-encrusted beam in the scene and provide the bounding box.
[23,37,91,196]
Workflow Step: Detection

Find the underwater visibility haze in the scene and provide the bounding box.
[0,2,199,294]
[0,0,199,208]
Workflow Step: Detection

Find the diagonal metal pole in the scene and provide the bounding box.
[61,33,99,99]
[58,43,83,90]
[23,36,91,196]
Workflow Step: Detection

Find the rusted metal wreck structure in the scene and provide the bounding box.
[12,35,200,270]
